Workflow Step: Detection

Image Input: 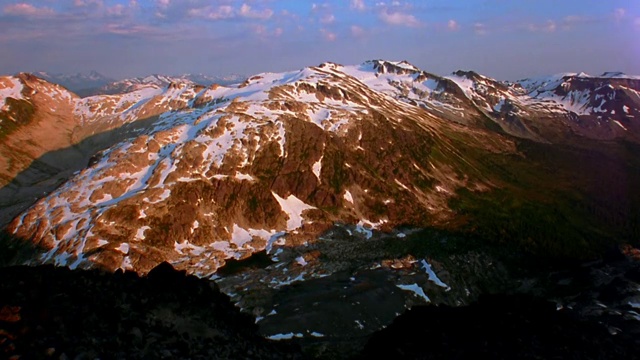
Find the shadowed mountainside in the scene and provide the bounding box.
[0,262,305,359]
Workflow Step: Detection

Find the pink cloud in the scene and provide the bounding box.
[4,3,55,17]
[379,9,422,28]
[473,22,487,35]
[447,19,459,31]
[74,0,103,7]
[105,23,153,35]
[189,5,234,20]
[351,25,365,38]
[320,14,335,24]
[320,28,336,41]
[350,0,366,11]
[528,20,557,33]
[239,3,273,20]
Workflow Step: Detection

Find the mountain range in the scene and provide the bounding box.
[32,71,246,97]
[1,60,639,356]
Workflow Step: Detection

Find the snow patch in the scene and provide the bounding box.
[421,259,450,290]
[295,256,308,266]
[267,333,303,340]
[271,192,316,230]
[0,77,25,110]
[343,190,354,204]
[135,226,151,240]
[396,283,431,303]
[115,243,130,254]
[312,155,323,182]
[612,120,628,131]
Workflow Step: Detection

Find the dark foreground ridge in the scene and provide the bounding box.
[1,262,638,360]
[360,294,639,360]
[0,263,304,359]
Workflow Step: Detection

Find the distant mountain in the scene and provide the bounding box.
[83,73,246,97]
[32,71,114,94]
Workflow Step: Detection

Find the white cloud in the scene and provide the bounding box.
[189,5,234,20]
[614,8,626,22]
[320,14,335,24]
[379,9,422,27]
[105,23,152,35]
[473,22,487,35]
[561,15,588,29]
[74,0,103,7]
[4,3,55,17]
[239,3,273,20]
[351,25,365,38]
[447,19,459,31]
[351,0,366,11]
[320,28,336,41]
[107,4,125,16]
[528,20,557,33]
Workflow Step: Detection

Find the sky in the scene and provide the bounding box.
[0,0,639,80]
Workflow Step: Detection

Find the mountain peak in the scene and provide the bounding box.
[362,60,421,75]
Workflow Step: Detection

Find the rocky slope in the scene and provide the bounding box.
[0,74,209,226]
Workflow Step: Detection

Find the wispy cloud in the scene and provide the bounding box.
[350,0,366,11]
[473,22,487,35]
[527,20,557,33]
[320,13,335,24]
[105,23,153,35]
[189,5,234,20]
[320,28,336,41]
[350,25,365,38]
[379,9,422,28]
[447,19,459,31]
[239,3,273,20]
[4,3,55,17]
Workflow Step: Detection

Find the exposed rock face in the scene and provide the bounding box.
[0,262,304,359]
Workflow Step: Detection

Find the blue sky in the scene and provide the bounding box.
[0,0,639,80]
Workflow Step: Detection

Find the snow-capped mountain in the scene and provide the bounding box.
[446,70,640,142]
[9,61,497,274]
[83,73,246,97]
[32,71,114,94]
[3,59,639,277]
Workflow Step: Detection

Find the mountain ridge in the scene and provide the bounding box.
[2,59,638,276]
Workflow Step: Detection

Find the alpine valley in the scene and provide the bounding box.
[1,60,640,358]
